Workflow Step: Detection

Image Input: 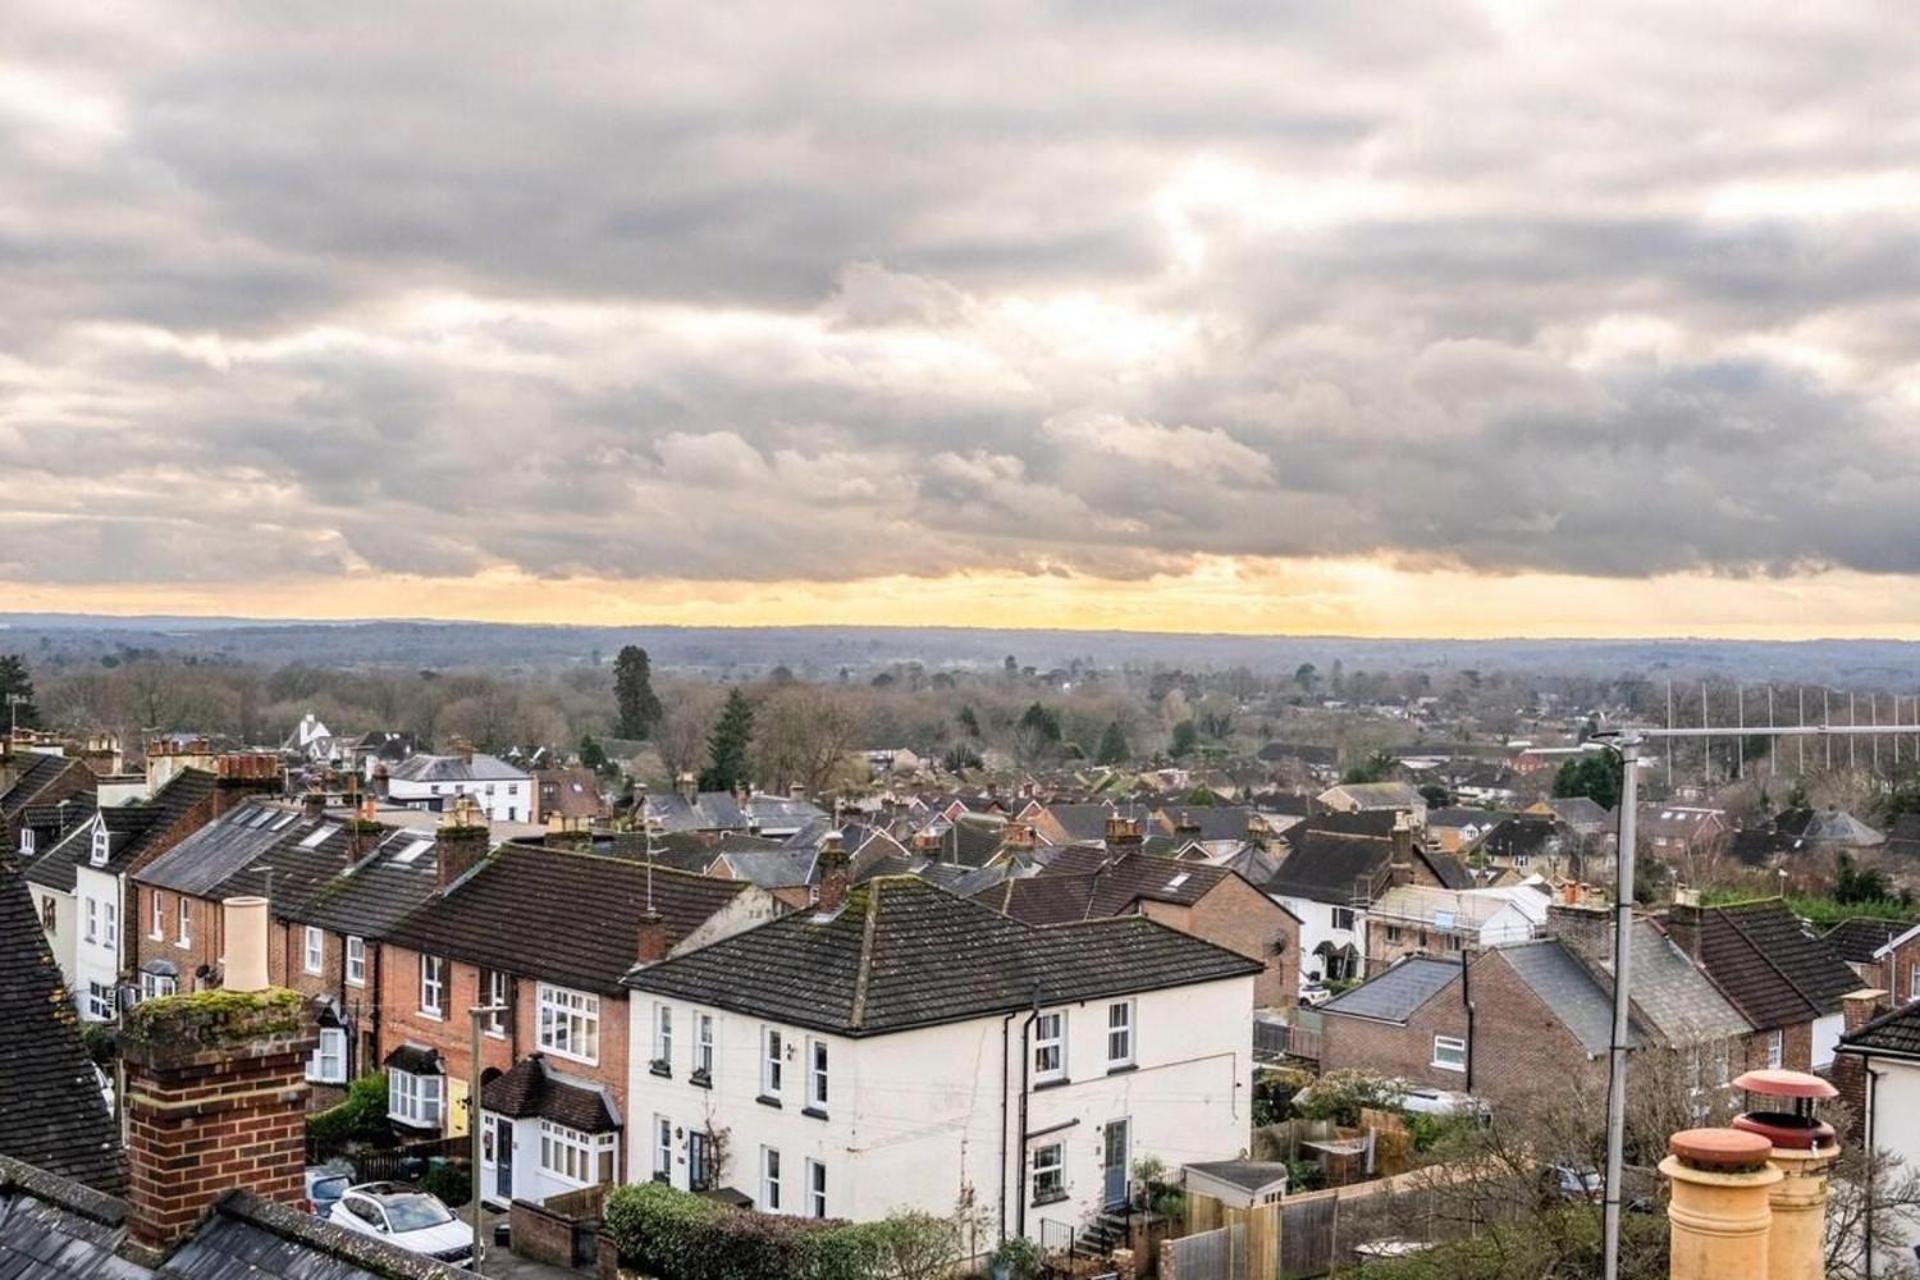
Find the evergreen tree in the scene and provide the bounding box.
[613,645,664,739]
[958,705,982,738]
[578,733,609,772]
[698,687,755,792]
[1018,702,1062,743]
[1553,753,1623,811]
[0,654,38,731]
[1169,720,1199,758]
[1096,720,1130,766]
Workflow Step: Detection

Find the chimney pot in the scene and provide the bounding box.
[222,896,271,992]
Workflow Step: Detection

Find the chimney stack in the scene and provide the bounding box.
[636,909,669,966]
[1729,1069,1839,1280]
[1005,821,1035,851]
[677,772,697,804]
[1660,1128,1781,1280]
[302,787,327,820]
[117,984,316,1259]
[210,753,285,819]
[1389,812,1415,888]
[1667,886,1704,960]
[448,736,474,766]
[1547,900,1614,965]
[370,763,390,800]
[1831,988,1890,1129]
[435,796,491,891]
[818,834,851,911]
[1105,815,1142,850]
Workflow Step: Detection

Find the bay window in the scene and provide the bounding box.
[389,1069,444,1129]
[538,1121,616,1186]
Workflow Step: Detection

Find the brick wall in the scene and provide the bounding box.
[133,886,226,985]
[1141,877,1300,1008]
[1884,935,1920,1003]
[1830,990,1891,1137]
[378,946,633,1135]
[1737,1021,1813,1073]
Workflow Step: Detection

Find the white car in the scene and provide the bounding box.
[1299,982,1333,1007]
[330,1182,474,1267]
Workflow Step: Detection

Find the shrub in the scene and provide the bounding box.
[988,1235,1044,1280]
[1294,1069,1406,1128]
[423,1161,472,1209]
[307,1072,391,1149]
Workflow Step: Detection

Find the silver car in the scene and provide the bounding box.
[329,1182,475,1267]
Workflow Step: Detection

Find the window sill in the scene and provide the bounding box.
[1431,1063,1466,1074]
[756,1095,783,1109]
[1032,1190,1069,1208]
[419,1010,445,1022]
[689,1072,712,1090]
[649,1062,673,1079]
[1033,1077,1071,1092]
[1105,1063,1137,1076]
[802,1106,829,1121]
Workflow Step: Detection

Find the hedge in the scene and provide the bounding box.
[601,1182,941,1280]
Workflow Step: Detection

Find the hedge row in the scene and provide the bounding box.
[601,1181,936,1280]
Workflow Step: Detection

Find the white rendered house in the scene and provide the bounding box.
[623,874,1259,1241]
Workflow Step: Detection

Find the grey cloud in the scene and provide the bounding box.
[3,0,1920,589]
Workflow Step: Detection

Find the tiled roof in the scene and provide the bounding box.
[625,875,1262,1037]
[0,859,125,1194]
[1321,957,1460,1023]
[1692,899,1861,1030]
[1601,921,1751,1045]
[385,844,754,995]
[481,1055,619,1133]
[1838,1001,1920,1060]
[22,769,214,894]
[1823,917,1912,965]
[0,754,92,822]
[1478,815,1560,861]
[388,752,528,783]
[974,846,1283,928]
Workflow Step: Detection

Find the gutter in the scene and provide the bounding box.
[1461,948,1476,1092]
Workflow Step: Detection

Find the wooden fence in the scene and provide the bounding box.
[1278,1191,1338,1280]
[1168,1221,1249,1280]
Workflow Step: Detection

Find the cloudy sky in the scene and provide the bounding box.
[5,1,1919,637]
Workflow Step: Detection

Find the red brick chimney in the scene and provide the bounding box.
[370,763,391,801]
[818,834,851,911]
[1830,988,1891,1136]
[449,736,474,766]
[116,899,315,1260]
[302,787,327,820]
[1105,815,1142,849]
[435,797,491,891]
[1005,821,1035,850]
[1389,813,1415,888]
[636,909,669,966]
[210,753,285,819]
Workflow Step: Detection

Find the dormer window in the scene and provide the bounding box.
[19,827,34,857]
[89,820,110,867]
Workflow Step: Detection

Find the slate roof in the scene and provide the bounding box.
[972,846,1290,927]
[711,849,813,890]
[1041,803,1123,843]
[1267,823,1470,901]
[1478,815,1561,862]
[480,1055,619,1133]
[385,844,753,995]
[387,752,528,783]
[0,860,125,1194]
[1499,940,1633,1056]
[1321,957,1460,1023]
[1609,920,1751,1044]
[624,875,1262,1037]
[0,754,95,825]
[641,790,748,833]
[1541,796,1613,832]
[1320,782,1425,811]
[1823,917,1913,966]
[23,769,215,894]
[0,1155,470,1280]
[134,801,308,898]
[292,835,445,940]
[1426,807,1504,831]
[1159,806,1255,843]
[1690,899,1862,1030]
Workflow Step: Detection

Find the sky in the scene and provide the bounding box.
[4,1,1919,638]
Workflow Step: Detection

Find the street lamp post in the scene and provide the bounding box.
[468,1003,508,1274]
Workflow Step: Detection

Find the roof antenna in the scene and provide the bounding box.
[644,814,656,915]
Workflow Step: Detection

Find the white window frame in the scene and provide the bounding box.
[1034,1011,1066,1083]
[85,897,98,945]
[653,1003,674,1068]
[90,822,110,867]
[177,897,191,948]
[654,1115,673,1182]
[1432,1034,1468,1073]
[1766,1029,1784,1070]
[485,970,509,1037]
[103,900,116,949]
[762,1027,784,1099]
[538,1120,613,1187]
[807,1038,828,1110]
[761,1146,782,1213]
[346,936,366,986]
[151,892,164,940]
[1032,1143,1065,1203]
[1910,962,1920,1003]
[304,926,325,975]
[695,1013,715,1079]
[18,826,33,857]
[1331,906,1355,933]
[419,954,445,1018]
[389,1069,444,1130]
[538,983,601,1065]
[1106,1000,1134,1069]
[140,970,177,1000]
[308,1026,347,1083]
[806,1158,827,1219]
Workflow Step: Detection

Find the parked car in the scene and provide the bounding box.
[1299,983,1333,1007]
[330,1182,474,1266]
[1541,1165,1603,1203]
[304,1162,354,1219]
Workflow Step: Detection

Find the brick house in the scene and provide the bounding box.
[970,841,1301,1009]
[1865,919,1920,1004]
[1822,916,1911,992]
[375,839,783,1205]
[1659,891,1862,1072]
[1,748,98,854]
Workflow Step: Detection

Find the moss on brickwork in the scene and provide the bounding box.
[121,986,305,1047]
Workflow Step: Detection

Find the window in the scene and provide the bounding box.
[1432,910,1456,932]
[1034,1011,1065,1083]
[539,1121,609,1186]
[304,926,324,975]
[308,1027,347,1083]
[90,822,109,866]
[140,970,177,1000]
[688,1131,714,1192]
[1713,1039,1731,1086]
[1766,1029,1784,1070]
[1910,963,1920,1003]
[762,1028,784,1099]
[85,981,117,1021]
[1106,1001,1134,1068]
[695,1014,715,1079]
[1432,1035,1468,1072]
[151,893,164,939]
[419,954,445,1017]
[761,1146,782,1212]
[807,1159,827,1218]
[654,1115,673,1183]
[1032,1143,1064,1203]
[104,901,117,949]
[389,1070,444,1129]
[177,898,191,947]
[484,970,509,1036]
[653,1003,674,1070]
[1331,907,1355,932]
[40,895,56,934]
[537,984,600,1064]
[18,827,33,857]
[1385,925,1404,944]
[346,936,366,986]
[807,1039,828,1110]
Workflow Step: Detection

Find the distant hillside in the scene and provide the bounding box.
[1,614,1915,686]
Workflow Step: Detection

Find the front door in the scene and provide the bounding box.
[1102,1119,1129,1209]
[495,1117,514,1200]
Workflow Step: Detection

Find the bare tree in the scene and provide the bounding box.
[655,685,722,781]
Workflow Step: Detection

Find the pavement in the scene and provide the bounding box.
[466,1207,586,1280]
